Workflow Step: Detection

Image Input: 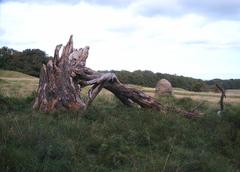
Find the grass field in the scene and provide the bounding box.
[1,70,240,104]
[0,70,240,171]
[0,70,39,97]
[124,84,240,104]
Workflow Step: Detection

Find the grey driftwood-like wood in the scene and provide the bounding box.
[33,36,201,117]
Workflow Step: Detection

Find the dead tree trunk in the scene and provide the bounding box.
[33,36,201,117]
[216,84,226,114]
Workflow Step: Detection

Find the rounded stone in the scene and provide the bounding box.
[155,79,173,96]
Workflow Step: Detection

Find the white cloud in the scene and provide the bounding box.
[0,1,240,79]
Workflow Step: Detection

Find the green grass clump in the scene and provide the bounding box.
[0,94,240,171]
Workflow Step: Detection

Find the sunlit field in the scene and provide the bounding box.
[0,70,38,97]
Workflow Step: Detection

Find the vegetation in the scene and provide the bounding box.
[0,47,49,77]
[0,70,37,78]
[1,47,240,92]
[110,70,207,92]
[0,70,240,171]
[0,70,38,97]
[207,79,240,90]
[0,72,240,171]
[0,41,239,171]
[1,70,240,104]
[0,93,240,171]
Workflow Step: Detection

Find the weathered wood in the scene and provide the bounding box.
[216,84,226,114]
[33,36,201,117]
[33,35,86,112]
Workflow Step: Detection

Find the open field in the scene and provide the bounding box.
[0,70,38,78]
[0,70,39,97]
[1,70,240,105]
[127,84,240,104]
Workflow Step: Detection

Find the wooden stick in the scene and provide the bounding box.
[216,84,226,113]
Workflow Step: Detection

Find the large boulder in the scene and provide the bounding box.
[155,79,173,96]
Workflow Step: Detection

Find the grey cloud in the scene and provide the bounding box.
[2,0,240,20]
[182,0,240,20]
[137,5,181,17]
[136,0,240,20]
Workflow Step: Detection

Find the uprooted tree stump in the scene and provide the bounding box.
[33,36,201,118]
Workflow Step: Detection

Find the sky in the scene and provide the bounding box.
[0,0,240,80]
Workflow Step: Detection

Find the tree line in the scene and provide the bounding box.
[0,46,49,77]
[101,70,208,91]
[0,46,239,91]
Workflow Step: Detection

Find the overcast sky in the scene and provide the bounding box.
[0,0,240,80]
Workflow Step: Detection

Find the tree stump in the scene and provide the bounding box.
[33,36,201,117]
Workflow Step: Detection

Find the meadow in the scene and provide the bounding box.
[0,70,240,171]
[1,70,240,104]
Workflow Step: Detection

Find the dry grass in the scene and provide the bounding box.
[1,70,240,104]
[129,85,240,104]
[0,70,37,78]
[0,70,39,97]
[0,79,39,97]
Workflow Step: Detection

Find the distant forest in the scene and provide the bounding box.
[1,46,240,91]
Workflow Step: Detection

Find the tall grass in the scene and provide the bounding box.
[0,94,240,171]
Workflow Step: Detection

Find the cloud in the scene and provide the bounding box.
[107,25,137,35]
[84,0,132,7]
[0,1,239,79]
[131,0,240,20]
[1,0,80,5]
[183,40,209,45]
[0,0,132,6]
[2,0,240,20]
[130,0,182,17]
[182,0,240,20]
[0,27,5,36]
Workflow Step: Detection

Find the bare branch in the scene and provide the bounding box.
[216,84,226,114]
